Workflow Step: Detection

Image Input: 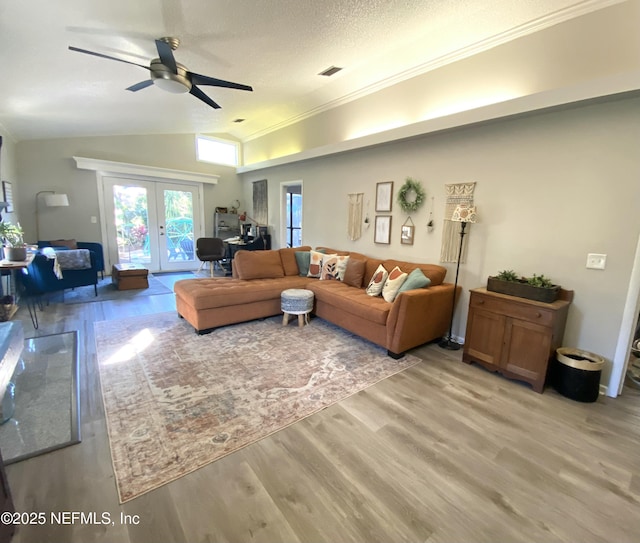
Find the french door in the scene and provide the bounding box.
[102,176,202,272]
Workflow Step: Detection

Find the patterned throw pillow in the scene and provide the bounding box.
[308,250,336,278]
[397,268,432,293]
[366,264,389,297]
[382,266,408,302]
[320,255,350,281]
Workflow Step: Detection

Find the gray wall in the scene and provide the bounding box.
[15,134,244,243]
[10,97,640,389]
[240,95,640,386]
[0,128,19,226]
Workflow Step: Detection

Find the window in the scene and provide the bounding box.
[286,191,302,248]
[195,135,240,167]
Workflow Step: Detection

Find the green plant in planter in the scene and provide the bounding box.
[0,221,25,248]
[527,274,554,289]
[496,269,519,282]
[488,269,559,302]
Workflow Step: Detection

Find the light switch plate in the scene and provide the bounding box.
[586,253,606,270]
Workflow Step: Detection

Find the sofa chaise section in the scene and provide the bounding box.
[175,275,310,332]
[174,246,312,333]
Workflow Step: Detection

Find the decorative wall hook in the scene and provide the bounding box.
[427,197,435,233]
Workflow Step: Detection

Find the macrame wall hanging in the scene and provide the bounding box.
[347,192,364,240]
[440,182,476,263]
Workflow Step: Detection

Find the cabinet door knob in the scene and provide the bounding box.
[535,312,541,318]
[478,300,484,305]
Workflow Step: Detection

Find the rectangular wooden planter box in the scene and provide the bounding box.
[487,277,560,303]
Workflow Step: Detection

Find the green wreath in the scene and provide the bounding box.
[397,177,426,213]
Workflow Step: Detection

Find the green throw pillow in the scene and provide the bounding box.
[295,251,311,276]
[398,268,431,293]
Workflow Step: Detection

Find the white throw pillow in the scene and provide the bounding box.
[382,266,408,302]
[366,264,389,297]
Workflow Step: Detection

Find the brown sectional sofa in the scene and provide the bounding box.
[174,246,459,358]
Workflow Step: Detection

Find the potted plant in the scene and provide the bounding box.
[0,221,27,261]
[487,269,561,303]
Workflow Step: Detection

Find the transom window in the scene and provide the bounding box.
[196,135,240,167]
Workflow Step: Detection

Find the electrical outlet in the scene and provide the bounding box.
[586,253,606,270]
[91,216,97,224]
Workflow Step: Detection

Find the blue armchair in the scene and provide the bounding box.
[38,240,105,278]
[19,249,100,297]
[17,244,102,328]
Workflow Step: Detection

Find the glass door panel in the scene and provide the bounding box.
[285,192,302,247]
[104,177,160,271]
[103,177,201,272]
[113,185,152,267]
[157,186,199,271]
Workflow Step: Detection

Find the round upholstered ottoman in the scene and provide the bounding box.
[281,288,314,327]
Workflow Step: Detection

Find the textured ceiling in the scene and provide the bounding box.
[0,0,615,142]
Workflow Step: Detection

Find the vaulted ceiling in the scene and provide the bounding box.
[0,0,625,143]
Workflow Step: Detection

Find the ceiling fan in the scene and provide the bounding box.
[68,37,253,109]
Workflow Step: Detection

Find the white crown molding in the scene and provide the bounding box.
[73,156,220,184]
[237,70,640,173]
[244,0,626,142]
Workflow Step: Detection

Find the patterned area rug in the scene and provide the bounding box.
[95,312,420,503]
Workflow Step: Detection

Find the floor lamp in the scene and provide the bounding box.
[439,204,477,350]
[35,191,69,241]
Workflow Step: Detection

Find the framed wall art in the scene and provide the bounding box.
[375,181,393,212]
[374,215,392,244]
[401,224,414,245]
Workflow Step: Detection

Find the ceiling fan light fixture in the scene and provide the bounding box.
[150,60,191,93]
[153,77,190,94]
[69,38,252,109]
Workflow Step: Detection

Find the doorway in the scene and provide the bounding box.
[281,181,302,248]
[102,176,202,272]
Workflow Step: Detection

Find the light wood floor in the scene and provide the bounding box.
[5,279,640,543]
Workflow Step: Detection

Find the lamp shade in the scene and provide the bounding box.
[451,204,477,223]
[44,193,69,207]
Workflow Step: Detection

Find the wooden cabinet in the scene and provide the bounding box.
[463,287,573,393]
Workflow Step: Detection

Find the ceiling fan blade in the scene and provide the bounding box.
[190,72,253,92]
[155,39,178,74]
[189,86,221,109]
[126,80,154,92]
[68,46,150,70]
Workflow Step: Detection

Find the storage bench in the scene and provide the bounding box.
[112,264,149,290]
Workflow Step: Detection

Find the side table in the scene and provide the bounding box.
[112,264,149,290]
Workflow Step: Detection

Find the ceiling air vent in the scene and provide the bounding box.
[318,66,343,77]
